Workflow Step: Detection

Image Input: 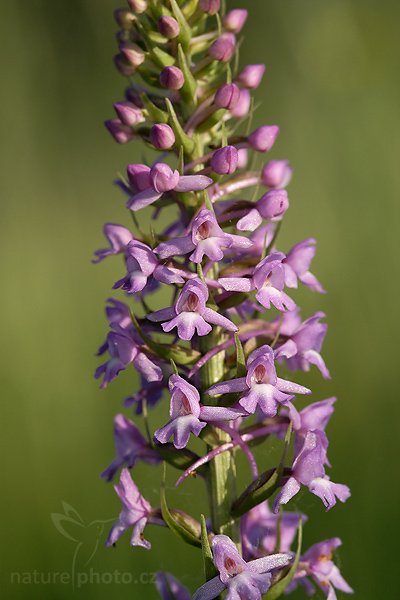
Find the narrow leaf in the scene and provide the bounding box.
[169,0,192,51]
[200,514,217,581]
[234,333,247,378]
[165,98,195,155]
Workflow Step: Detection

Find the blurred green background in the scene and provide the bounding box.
[1,0,399,598]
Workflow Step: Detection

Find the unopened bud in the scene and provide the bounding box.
[199,0,220,16]
[120,44,145,67]
[214,83,240,110]
[127,164,152,191]
[113,102,144,127]
[238,64,266,90]
[114,8,135,29]
[230,88,251,118]
[127,0,147,13]
[150,124,176,150]
[158,16,180,39]
[223,9,248,33]
[237,148,249,169]
[211,145,239,175]
[257,189,289,219]
[248,125,279,152]
[150,164,180,193]
[105,119,134,144]
[209,33,236,62]
[261,160,293,189]
[160,66,185,90]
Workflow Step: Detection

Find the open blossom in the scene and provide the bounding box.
[288,538,353,600]
[101,414,161,481]
[127,163,213,212]
[155,208,252,263]
[155,375,244,449]
[285,397,336,460]
[113,239,184,293]
[276,310,331,379]
[147,278,237,341]
[106,468,154,549]
[283,238,325,293]
[193,534,292,600]
[241,501,304,560]
[93,223,132,263]
[208,345,310,417]
[219,251,296,312]
[273,431,351,512]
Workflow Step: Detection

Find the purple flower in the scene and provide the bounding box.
[150,124,176,150]
[147,279,238,341]
[101,414,161,481]
[219,252,296,312]
[155,208,252,263]
[93,223,132,263]
[160,66,184,90]
[248,126,279,152]
[113,239,184,293]
[193,534,292,600]
[155,375,244,450]
[208,345,310,417]
[261,160,293,189]
[124,377,165,414]
[241,501,303,560]
[127,163,213,212]
[211,145,238,175]
[155,572,191,600]
[223,9,248,33]
[276,311,331,379]
[236,190,289,231]
[289,538,353,600]
[238,64,266,90]
[283,238,325,293]
[127,163,152,191]
[158,16,180,40]
[106,468,153,549]
[273,431,351,512]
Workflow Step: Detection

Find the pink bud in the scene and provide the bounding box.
[114,9,135,29]
[199,0,220,15]
[120,44,145,67]
[238,64,266,90]
[248,126,280,152]
[223,9,248,33]
[160,66,185,90]
[158,16,180,39]
[209,33,236,62]
[105,119,134,144]
[230,88,251,118]
[150,124,176,150]
[127,0,147,13]
[261,160,293,189]
[257,190,289,220]
[214,83,240,110]
[237,148,249,169]
[127,164,152,191]
[113,102,144,127]
[211,146,239,175]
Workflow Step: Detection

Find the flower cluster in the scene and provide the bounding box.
[94,2,352,599]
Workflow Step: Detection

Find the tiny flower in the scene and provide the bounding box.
[113,101,144,127]
[105,119,134,144]
[209,33,236,62]
[231,88,251,118]
[158,15,180,39]
[155,208,252,264]
[93,223,132,263]
[147,278,238,341]
[223,9,248,33]
[101,414,161,481]
[285,397,336,460]
[106,468,153,549]
[261,160,293,189]
[199,0,220,16]
[155,572,191,600]
[273,431,351,512]
[127,163,152,191]
[193,534,292,600]
[283,238,325,293]
[208,345,310,417]
[219,252,296,312]
[241,501,304,560]
[238,64,266,89]
[160,66,184,90]
[113,239,184,294]
[237,190,289,231]
[289,538,353,600]
[124,377,164,414]
[154,375,244,450]
[214,83,241,110]
[150,123,176,150]
[248,125,280,152]
[275,311,331,379]
[127,163,213,212]
[211,145,239,175]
